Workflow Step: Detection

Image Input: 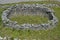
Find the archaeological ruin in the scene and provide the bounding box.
[1,4,58,30]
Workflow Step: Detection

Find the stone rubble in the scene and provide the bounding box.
[0,36,20,40]
[1,4,58,30]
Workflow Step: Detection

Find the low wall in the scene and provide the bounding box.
[1,4,58,30]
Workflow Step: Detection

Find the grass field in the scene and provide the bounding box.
[0,1,60,40]
[10,15,48,25]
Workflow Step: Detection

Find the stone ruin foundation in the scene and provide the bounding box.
[2,4,58,30]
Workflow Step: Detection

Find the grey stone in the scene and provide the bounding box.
[0,36,3,40]
[1,4,58,30]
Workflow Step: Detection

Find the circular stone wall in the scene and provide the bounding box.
[2,4,58,30]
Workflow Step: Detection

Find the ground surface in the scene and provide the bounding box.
[0,1,60,40]
[10,15,48,25]
[0,0,60,4]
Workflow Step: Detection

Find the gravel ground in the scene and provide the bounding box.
[0,0,60,4]
[0,0,42,4]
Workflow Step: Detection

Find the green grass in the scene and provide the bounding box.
[10,15,48,25]
[0,1,60,40]
[0,8,7,25]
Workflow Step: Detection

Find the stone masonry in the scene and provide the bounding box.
[1,4,58,30]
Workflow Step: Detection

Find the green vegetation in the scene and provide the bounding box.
[0,8,7,25]
[10,15,48,24]
[0,1,60,40]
